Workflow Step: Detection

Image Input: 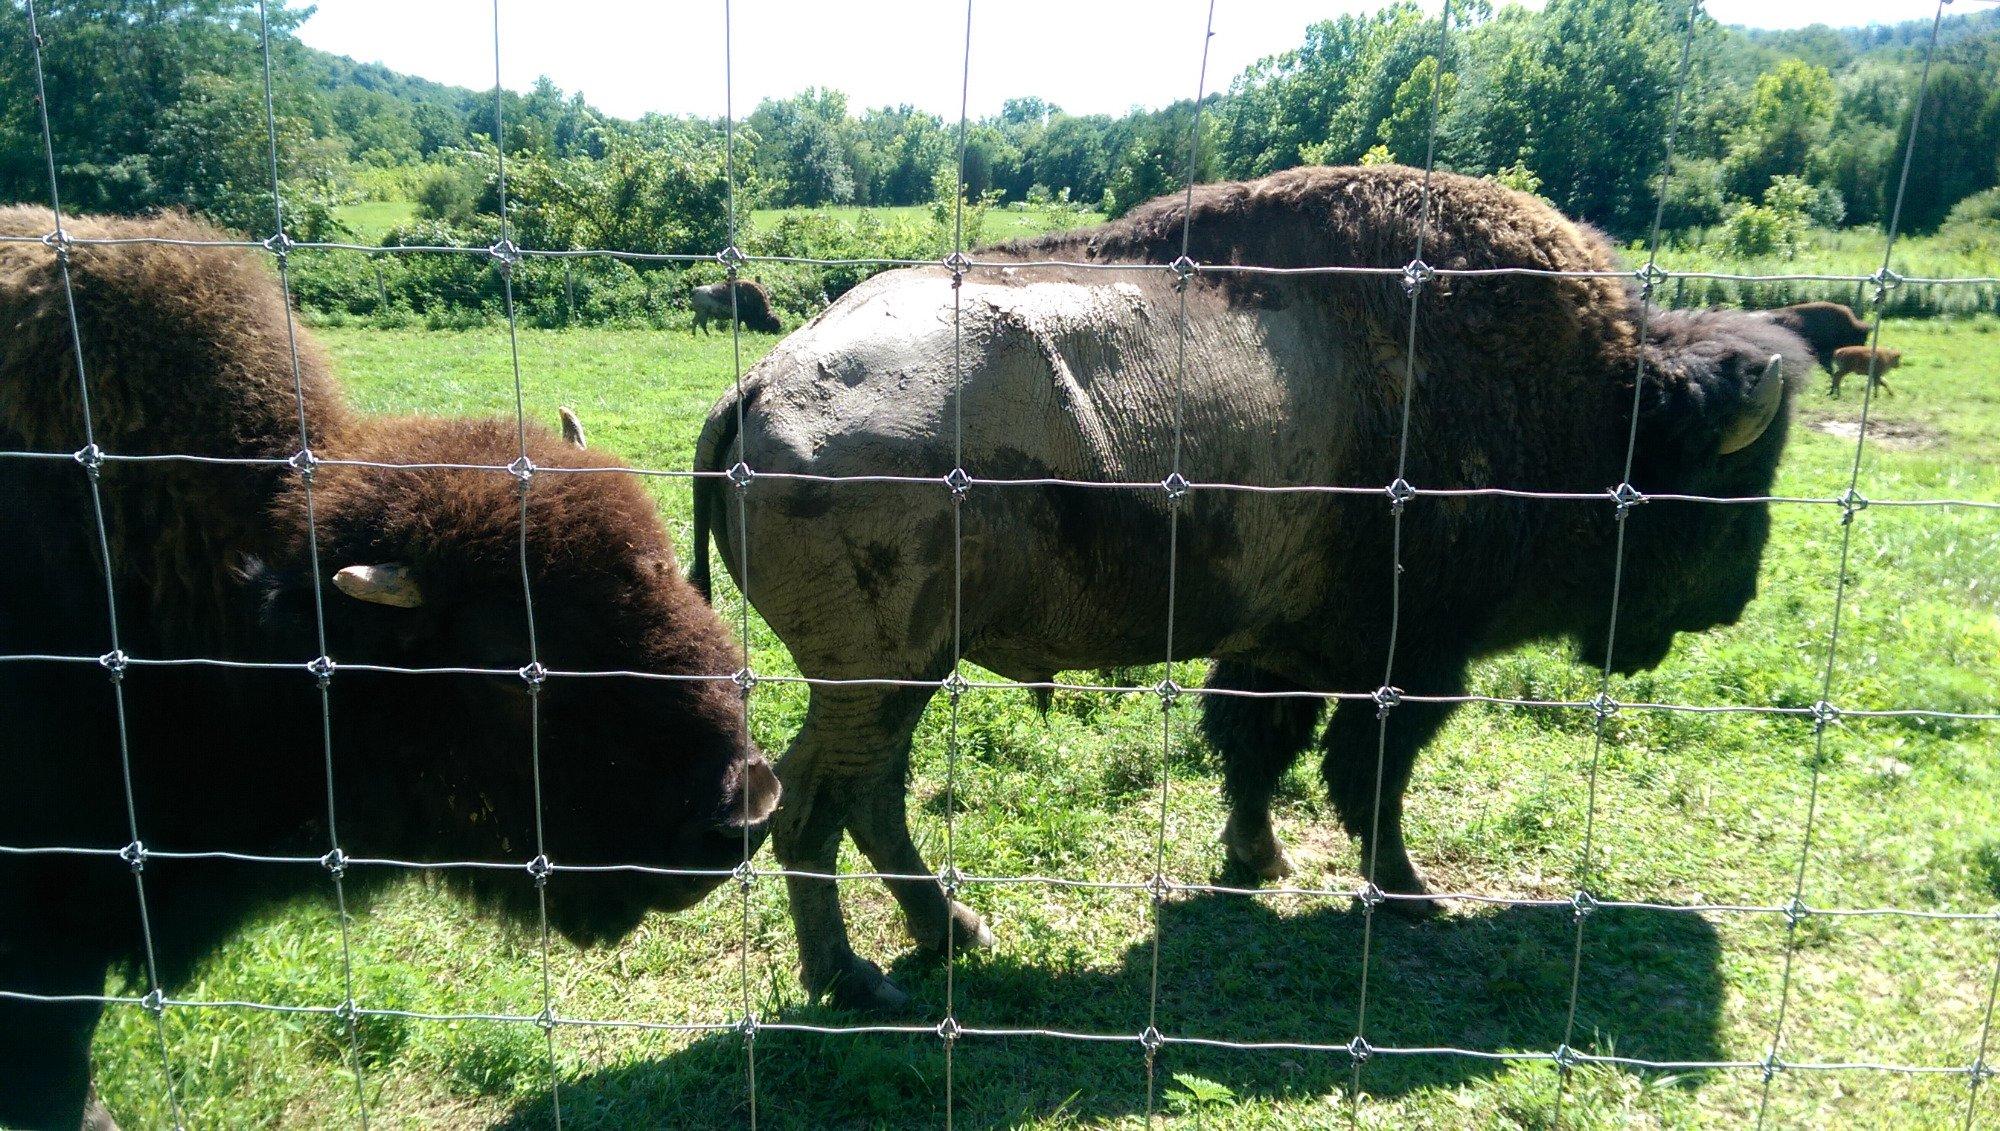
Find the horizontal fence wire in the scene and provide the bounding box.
[7,0,2000,1123]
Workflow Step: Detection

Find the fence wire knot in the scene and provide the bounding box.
[507,454,536,484]
[99,649,128,682]
[1571,889,1600,919]
[1153,677,1182,705]
[1869,266,1905,304]
[1809,700,1841,733]
[942,670,969,700]
[1633,261,1670,297]
[937,863,965,897]
[1761,1052,1786,1083]
[1837,487,1868,524]
[1346,1035,1373,1063]
[525,854,552,888]
[1139,1025,1165,1053]
[730,858,756,889]
[262,231,293,258]
[1610,482,1645,516]
[40,227,71,257]
[1784,896,1811,927]
[735,1012,760,1040]
[1358,881,1386,909]
[288,448,318,481]
[1588,692,1620,720]
[1373,685,1403,719]
[140,987,165,1016]
[1972,1058,1995,1084]
[1385,478,1416,514]
[332,998,359,1025]
[715,245,747,272]
[1554,1043,1582,1070]
[307,655,335,687]
[487,238,521,271]
[73,443,103,478]
[1161,471,1190,501]
[320,847,348,879]
[944,466,973,500]
[120,839,147,872]
[518,661,547,691]
[1146,872,1175,903]
[938,1015,963,1042]
[1167,255,1199,292]
[1400,259,1436,297]
[534,1005,557,1031]
[943,250,972,284]
[730,667,758,695]
[725,461,754,490]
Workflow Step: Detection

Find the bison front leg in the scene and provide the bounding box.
[1319,695,1457,912]
[0,944,114,1130]
[1200,661,1325,881]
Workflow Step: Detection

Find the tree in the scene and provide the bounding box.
[747,89,858,207]
[1886,64,2000,232]
[1721,60,1838,201]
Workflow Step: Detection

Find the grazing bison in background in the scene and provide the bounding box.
[689,165,1846,1011]
[0,209,778,1130]
[691,279,782,335]
[1770,300,1870,374]
[1829,344,1902,397]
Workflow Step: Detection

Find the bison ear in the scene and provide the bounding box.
[558,405,587,450]
[1717,354,1786,456]
[332,564,425,608]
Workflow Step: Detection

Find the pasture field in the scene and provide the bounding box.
[748,203,1108,244]
[90,316,2000,1128]
[332,200,419,243]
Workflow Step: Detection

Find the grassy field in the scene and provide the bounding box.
[333,200,418,243]
[89,316,2000,1128]
[749,203,1107,244]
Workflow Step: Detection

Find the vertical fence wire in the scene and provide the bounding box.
[1139,2,1218,1122]
[1346,0,1453,1117]
[943,0,976,1125]
[486,2,564,1124]
[1753,4,1948,1125]
[252,2,370,1124]
[20,4,188,1125]
[1551,2,1704,1122]
[1968,944,2000,1128]
[718,2,760,1124]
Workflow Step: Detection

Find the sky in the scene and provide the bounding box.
[295,0,1965,122]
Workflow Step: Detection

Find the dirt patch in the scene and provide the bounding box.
[1810,418,1947,450]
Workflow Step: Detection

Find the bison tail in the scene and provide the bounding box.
[689,385,745,603]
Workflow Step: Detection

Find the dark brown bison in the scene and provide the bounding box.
[691,279,781,334]
[690,165,1852,1009]
[0,208,778,1129]
[1770,300,1870,374]
[1829,344,1902,397]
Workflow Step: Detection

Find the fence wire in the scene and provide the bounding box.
[5,0,2000,1126]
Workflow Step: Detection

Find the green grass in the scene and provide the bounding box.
[749,203,1106,244]
[333,200,417,243]
[91,318,2000,1127]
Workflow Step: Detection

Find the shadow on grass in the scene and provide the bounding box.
[502,894,1723,1128]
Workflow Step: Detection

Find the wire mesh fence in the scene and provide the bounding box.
[3,0,1998,1126]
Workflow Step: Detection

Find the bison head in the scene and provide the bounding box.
[248,418,776,944]
[1563,308,1806,675]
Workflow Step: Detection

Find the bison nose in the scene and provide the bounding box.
[718,753,781,829]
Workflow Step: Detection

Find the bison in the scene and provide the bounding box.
[691,279,782,335]
[688,165,1849,1011]
[1829,344,1901,398]
[1769,300,1870,374]
[0,208,778,1129]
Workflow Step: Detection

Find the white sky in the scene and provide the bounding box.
[296,0,1961,122]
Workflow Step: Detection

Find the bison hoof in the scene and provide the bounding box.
[1219,820,1296,883]
[912,900,996,956]
[820,955,910,1013]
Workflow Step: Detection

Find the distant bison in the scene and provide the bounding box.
[0,208,777,1129]
[1770,300,1870,374]
[1829,344,1902,397]
[691,279,781,334]
[691,165,1842,1009]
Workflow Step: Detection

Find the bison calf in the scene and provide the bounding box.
[0,208,777,1129]
[692,165,1837,1010]
[1829,344,1902,397]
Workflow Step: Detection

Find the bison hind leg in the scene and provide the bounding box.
[1201,662,1323,883]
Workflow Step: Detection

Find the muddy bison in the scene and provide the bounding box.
[691,279,781,335]
[0,209,778,1129]
[1829,344,1901,397]
[687,165,1850,1010]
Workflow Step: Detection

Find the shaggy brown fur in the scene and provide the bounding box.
[0,208,777,1129]
[1829,344,1902,397]
[691,278,781,334]
[1768,300,1870,372]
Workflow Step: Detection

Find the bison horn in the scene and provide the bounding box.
[558,405,587,450]
[1717,354,1785,456]
[331,564,424,608]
